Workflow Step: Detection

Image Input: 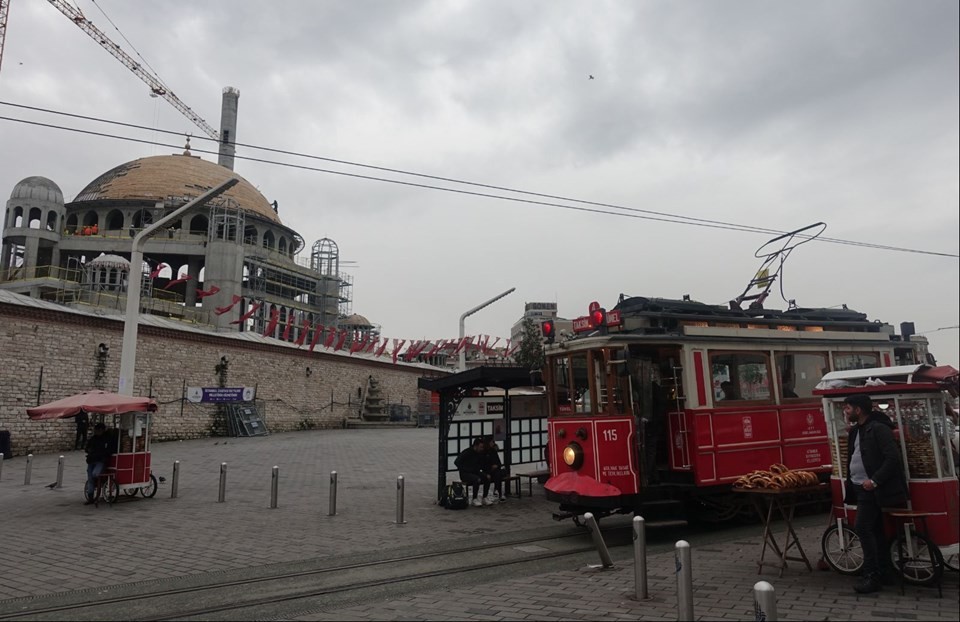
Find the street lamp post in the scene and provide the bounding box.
[458,287,516,371]
[118,178,240,396]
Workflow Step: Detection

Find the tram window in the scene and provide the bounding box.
[833,352,880,371]
[709,352,772,403]
[571,354,591,414]
[776,353,828,400]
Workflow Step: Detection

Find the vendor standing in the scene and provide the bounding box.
[843,394,908,594]
[83,423,113,504]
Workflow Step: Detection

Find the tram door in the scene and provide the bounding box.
[629,348,681,487]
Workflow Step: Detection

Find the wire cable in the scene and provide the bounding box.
[1,109,957,259]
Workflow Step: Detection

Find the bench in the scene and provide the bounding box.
[454,473,522,498]
[516,469,551,497]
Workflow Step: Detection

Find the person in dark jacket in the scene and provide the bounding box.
[74,412,89,451]
[842,394,908,594]
[481,437,506,503]
[455,438,490,506]
[84,423,114,504]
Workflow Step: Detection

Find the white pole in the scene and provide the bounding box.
[753,581,777,621]
[118,178,239,395]
[458,287,516,371]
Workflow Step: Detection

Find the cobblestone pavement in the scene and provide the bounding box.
[1,428,957,621]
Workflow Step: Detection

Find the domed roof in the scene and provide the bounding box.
[73,155,280,224]
[87,254,130,270]
[10,176,64,204]
[340,313,372,327]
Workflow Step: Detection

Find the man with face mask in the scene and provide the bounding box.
[842,394,908,593]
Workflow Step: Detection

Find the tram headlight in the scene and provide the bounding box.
[562,442,584,470]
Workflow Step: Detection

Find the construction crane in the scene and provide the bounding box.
[9,0,219,140]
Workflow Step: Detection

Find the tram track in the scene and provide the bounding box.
[0,525,637,621]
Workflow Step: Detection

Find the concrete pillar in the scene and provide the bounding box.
[184,257,202,307]
[204,240,245,330]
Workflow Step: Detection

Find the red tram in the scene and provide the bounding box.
[542,296,934,523]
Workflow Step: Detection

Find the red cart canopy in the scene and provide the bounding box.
[27,390,158,420]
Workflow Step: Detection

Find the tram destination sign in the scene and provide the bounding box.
[186,386,256,403]
[572,309,623,333]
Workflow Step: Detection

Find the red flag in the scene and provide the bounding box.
[453,336,473,355]
[324,327,336,348]
[350,335,369,355]
[148,262,168,279]
[391,339,406,364]
[163,272,193,290]
[215,295,242,316]
[485,337,501,354]
[295,318,311,346]
[262,307,280,337]
[334,330,347,351]
[281,314,294,341]
[196,285,221,299]
[309,323,325,351]
[230,301,262,325]
[424,340,444,358]
[375,339,389,357]
[365,337,379,353]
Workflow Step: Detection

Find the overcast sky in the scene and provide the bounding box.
[1,0,957,365]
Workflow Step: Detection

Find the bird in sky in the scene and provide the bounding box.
[588,75,595,80]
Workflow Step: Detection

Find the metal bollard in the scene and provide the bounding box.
[584,513,615,568]
[24,454,33,485]
[218,462,227,502]
[328,470,338,516]
[675,540,694,621]
[56,455,65,489]
[171,461,180,499]
[753,581,777,621]
[633,515,649,599]
[270,465,279,509]
[395,475,406,524]
[1,453,5,481]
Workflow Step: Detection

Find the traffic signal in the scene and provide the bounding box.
[541,320,555,344]
[591,307,606,328]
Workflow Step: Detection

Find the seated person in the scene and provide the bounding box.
[481,436,506,502]
[454,438,491,507]
[720,381,739,401]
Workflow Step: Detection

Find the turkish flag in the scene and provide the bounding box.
[295,319,311,346]
[230,301,262,325]
[149,262,168,279]
[215,295,242,316]
[309,324,325,351]
[262,307,280,337]
[334,330,348,351]
[196,285,221,299]
[163,272,192,290]
[391,339,406,364]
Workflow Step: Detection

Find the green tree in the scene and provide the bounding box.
[513,317,546,371]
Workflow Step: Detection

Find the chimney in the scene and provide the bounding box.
[218,86,240,171]
[900,321,915,341]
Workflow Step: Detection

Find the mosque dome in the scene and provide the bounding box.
[72,154,280,224]
[340,313,372,327]
[10,176,64,204]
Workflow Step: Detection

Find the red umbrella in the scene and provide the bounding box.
[27,390,157,420]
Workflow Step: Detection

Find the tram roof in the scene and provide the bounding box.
[613,296,875,325]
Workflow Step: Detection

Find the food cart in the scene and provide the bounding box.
[27,390,159,504]
[815,364,959,587]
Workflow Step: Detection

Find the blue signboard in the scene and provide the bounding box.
[186,386,255,403]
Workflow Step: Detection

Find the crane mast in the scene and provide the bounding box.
[0,0,10,74]
[45,0,219,140]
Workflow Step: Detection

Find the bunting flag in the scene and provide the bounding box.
[280,314,294,341]
[365,337,379,353]
[215,295,242,316]
[262,307,280,337]
[196,285,221,299]
[230,300,262,325]
[309,323,325,351]
[485,336,501,355]
[294,318,311,346]
[453,336,473,355]
[391,339,406,364]
[163,272,193,290]
[424,339,445,358]
[374,339,389,357]
[350,335,369,355]
[324,327,336,348]
[148,262,168,279]
[334,330,348,351]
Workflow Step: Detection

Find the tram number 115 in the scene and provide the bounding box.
[602,429,618,442]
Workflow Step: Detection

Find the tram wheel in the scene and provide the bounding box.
[821,524,863,575]
[890,532,944,586]
[140,474,158,498]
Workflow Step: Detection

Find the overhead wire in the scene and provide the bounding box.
[85,0,169,92]
[0,103,957,260]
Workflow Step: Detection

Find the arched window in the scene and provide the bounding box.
[243,225,258,245]
[65,213,78,233]
[28,208,42,229]
[278,236,287,254]
[262,230,275,250]
[46,211,58,231]
[189,214,208,236]
[132,209,153,228]
[82,211,98,227]
[11,206,24,228]
[105,209,124,231]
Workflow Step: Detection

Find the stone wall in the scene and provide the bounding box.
[0,301,445,456]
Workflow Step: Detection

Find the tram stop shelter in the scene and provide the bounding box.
[419,366,547,503]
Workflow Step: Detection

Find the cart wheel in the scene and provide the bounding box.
[140,474,158,499]
[821,524,864,575]
[944,553,959,572]
[890,532,944,586]
[124,488,138,497]
[102,476,119,505]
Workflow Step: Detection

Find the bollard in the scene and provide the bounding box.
[56,455,65,489]
[270,465,279,509]
[218,462,227,502]
[1,453,5,481]
[753,581,777,621]
[24,454,33,485]
[171,460,180,499]
[633,515,649,599]
[395,475,406,524]
[584,513,615,568]
[328,470,338,516]
[675,540,694,621]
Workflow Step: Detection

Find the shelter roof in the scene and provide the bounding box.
[418,366,538,394]
[72,154,281,224]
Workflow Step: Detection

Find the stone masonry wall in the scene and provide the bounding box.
[0,302,445,456]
